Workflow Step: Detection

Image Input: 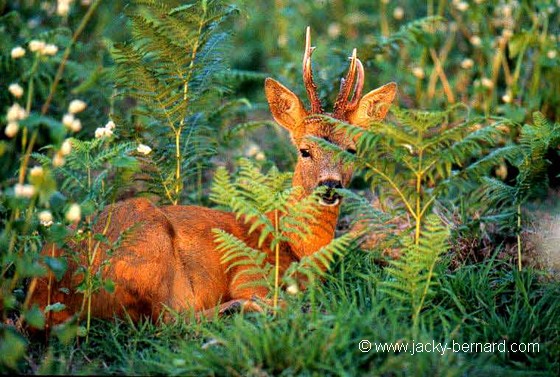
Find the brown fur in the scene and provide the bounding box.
[29,36,397,328]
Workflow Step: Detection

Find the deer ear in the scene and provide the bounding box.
[347,82,397,127]
[265,78,308,133]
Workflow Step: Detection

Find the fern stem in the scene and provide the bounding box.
[171,2,207,204]
[174,129,181,204]
[364,162,416,220]
[414,151,423,245]
[413,258,437,334]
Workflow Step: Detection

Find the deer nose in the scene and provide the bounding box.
[318,179,342,206]
[319,179,342,189]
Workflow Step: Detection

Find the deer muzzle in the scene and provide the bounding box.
[318,179,342,206]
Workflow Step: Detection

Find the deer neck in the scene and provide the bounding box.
[280,182,341,262]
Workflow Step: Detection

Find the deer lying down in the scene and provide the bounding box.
[29,27,397,329]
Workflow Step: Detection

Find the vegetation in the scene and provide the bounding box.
[1,0,559,375]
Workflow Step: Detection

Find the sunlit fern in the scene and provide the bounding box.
[210,159,354,308]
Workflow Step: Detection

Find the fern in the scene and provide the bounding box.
[112,0,239,204]
[380,214,449,334]
[479,112,560,270]
[33,138,138,204]
[210,159,354,309]
[312,108,512,245]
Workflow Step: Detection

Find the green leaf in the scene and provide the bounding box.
[45,302,66,313]
[43,256,68,281]
[23,305,45,329]
[110,155,139,169]
[508,31,536,57]
[53,321,78,345]
[0,327,27,370]
[103,278,115,294]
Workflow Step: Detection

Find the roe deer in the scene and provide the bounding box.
[29,27,397,328]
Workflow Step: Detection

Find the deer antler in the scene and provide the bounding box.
[303,26,323,114]
[348,57,364,110]
[333,49,365,118]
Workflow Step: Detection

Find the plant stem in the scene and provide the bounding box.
[517,203,522,271]
[41,0,102,114]
[414,151,423,245]
[273,209,280,310]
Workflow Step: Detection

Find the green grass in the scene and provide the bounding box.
[26,251,560,376]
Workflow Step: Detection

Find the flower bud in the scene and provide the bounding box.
[137,143,152,155]
[39,210,53,227]
[11,46,26,59]
[65,203,81,222]
[68,99,87,114]
[5,122,19,138]
[9,83,24,98]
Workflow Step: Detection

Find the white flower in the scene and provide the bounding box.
[70,118,82,132]
[53,152,65,167]
[412,67,425,79]
[502,92,512,103]
[393,7,404,20]
[137,143,152,155]
[42,44,59,56]
[14,183,36,198]
[65,203,81,222]
[286,284,299,295]
[95,127,113,139]
[8,83,24,98]
[5,122,19,138]
[30,166,44,178]
[481,77,494,89]
[244,143,260,157]
[57,0,71,16]
[327,23,341,38]
[7,103,27,122]
[68,99,87,114]
[547,50,557,59]
[39,210,53,227]
[455,1,469,11]
[460,58,474,69]
[469,35,482,46]
[29,40,46,53]
[60,139,72,156]
[11,46,26,59]
[104,120,116,130]
[62,113,74,128]
[255,152,265,161]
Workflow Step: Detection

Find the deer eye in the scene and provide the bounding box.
[299,149,311,158]
[347,148,357,155]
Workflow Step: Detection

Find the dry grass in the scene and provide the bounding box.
[524,189,560,277]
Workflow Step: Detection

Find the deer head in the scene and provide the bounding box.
[265,27,397,206]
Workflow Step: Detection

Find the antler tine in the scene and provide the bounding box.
[303,26,323,114]
[333,48,358,118]
[347,58,364,110]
